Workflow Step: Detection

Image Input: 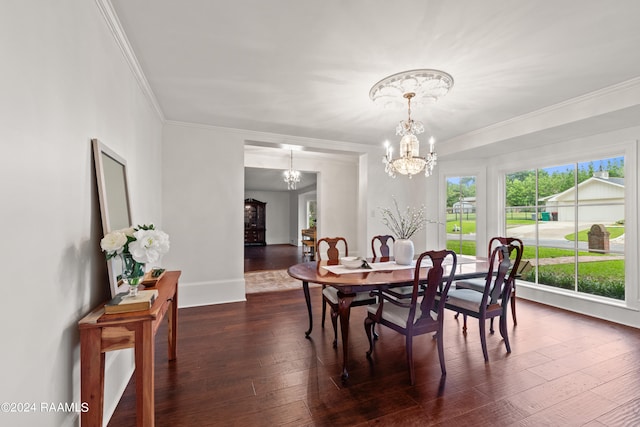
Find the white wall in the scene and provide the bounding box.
[362,150,431,257]
[163,124,362,308]
[162,123,246,307]
[244,190,291,244]
[0,1,163,426]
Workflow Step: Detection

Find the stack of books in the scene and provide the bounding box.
[105,290,159,314]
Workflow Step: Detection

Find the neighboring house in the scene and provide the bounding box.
[543,171,624,222]
[452,197,476,214]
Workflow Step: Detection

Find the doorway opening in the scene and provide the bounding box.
[244,166,317,272]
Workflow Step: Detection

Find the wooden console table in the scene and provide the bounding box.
[79,270,181,427]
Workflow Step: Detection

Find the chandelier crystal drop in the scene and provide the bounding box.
[371,69,452,178]
[283,150,301,190]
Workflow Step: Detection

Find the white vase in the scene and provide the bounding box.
[394,239,414,265]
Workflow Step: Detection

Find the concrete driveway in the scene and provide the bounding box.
[449,221,624,253]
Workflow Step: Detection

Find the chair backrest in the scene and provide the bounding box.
[316,237,348,265]
[485,243,522,306]
[486,236,524,282]
[409,249,457,327]
[371,235,395,258]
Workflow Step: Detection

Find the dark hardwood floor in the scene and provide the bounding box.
[108,282,640,426]
[244,244,306,272]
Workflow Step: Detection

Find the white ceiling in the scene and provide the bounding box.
[245,167,317,192]
[109,0,640,179]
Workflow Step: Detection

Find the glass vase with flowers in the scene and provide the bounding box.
[100,224,170,296]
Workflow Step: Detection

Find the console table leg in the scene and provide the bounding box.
[135,321,155,427]
[80,328,105,427]
[168,293,178,361]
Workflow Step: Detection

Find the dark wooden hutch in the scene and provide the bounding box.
[244,198,266,245]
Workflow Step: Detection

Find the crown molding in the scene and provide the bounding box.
[444,76,640,147]
[164,120,371,155]
[95,0,165,121]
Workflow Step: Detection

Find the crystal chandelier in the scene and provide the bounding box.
[283,150,301,190]
[370,69,453,178]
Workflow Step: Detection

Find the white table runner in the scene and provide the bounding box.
[321,260,418,275]
[320,255,475,275]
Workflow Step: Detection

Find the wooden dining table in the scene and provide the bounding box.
[287,255,491,381]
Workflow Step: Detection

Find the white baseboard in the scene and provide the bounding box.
[178,277,246,308]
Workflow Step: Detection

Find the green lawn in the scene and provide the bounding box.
[523,261,625,300]
[446,240,476,255]
[527,247,605,259]
[446,241,601,259]
[445,220,477,234]
[448,218,541,234]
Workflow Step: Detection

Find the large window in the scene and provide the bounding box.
[446,176,477,256]
[505,157,625,300]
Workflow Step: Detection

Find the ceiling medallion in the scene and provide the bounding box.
[370,69,453,178]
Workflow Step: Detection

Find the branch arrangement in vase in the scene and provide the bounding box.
[379,198,429,239]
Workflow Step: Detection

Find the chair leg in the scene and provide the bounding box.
[321,289,327,328]
[364,316,375,358]
[479,318,489,362]
[437,324,446,376]
[500,314,511,354]
[511,290,517,326]
[406,335,415,385]
[489,317,495,334]
[330,307,338,348]
[462,314,468,333]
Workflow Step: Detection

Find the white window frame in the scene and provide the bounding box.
[495,135,639,324]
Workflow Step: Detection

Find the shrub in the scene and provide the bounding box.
[522,268,624,300]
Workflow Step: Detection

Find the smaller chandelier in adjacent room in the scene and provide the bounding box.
[370,69,453,178]
[283,150,301,190]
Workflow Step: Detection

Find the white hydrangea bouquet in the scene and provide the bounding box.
[100,224,170,295]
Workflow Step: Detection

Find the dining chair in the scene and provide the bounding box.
[317,237,377,348]
[444,242,522,362]
[371,234,417,298]
[371,234,395,260]
[454,236,524,328]
[364,249,457,385]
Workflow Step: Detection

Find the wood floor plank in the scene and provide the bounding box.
[595,397,640,426]
[526,347,611,381]
[432,398,530,426]
[590,368,640,405]
[505,371,604,416]
[513,390,619,426]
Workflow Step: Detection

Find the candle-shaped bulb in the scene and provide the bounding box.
[384,140,392,158]
[429,136,435,153]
